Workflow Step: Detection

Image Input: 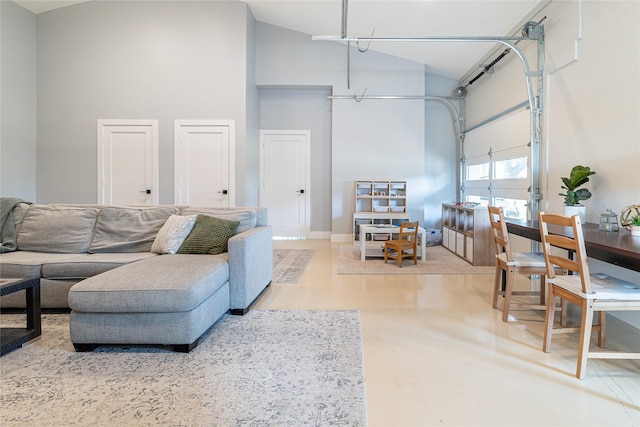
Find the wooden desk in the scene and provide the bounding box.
[506,220,640,273]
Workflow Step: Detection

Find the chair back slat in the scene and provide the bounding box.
[547,254,578,273]
[488,206,513,261]
[538,212,592,294]
[399,221,419,241]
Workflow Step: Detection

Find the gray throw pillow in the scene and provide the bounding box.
[17,205,99,253]
[180,208,256,234]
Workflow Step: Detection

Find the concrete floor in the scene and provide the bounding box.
[255,239,640,426]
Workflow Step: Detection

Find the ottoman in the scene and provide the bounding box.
[68,254,230,352]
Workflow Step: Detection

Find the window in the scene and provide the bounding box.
[493,197,527,220]
[494,156,527,180]
[467,162,490,181]
[462,109,532,221]
[466,195,489,206]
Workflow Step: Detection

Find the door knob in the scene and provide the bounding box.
[139,189,151,194]
[217,190,228,195]
[297,189,305,194]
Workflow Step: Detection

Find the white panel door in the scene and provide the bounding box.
[175,120,235,207]
[97,120,158,205]
[260,130,310,238]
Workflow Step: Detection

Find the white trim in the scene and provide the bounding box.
[331,234,352,243]
[307,231,331,240]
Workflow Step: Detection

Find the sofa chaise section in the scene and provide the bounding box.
[68,254,230,352]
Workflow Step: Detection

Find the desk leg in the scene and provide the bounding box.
[26,279,42,336]
[420,231,426,261]
[360,233,366,261]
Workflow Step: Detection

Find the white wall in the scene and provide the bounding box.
[2,1,452,236]
[255,22,455,237]
[243,8,260,206]
[332,94,425,237]
[424,74,460,228]
[466,0,640,221]
[34,0,256,205]
[0,1,37,201]
[465,0,640,326]
[259,88,332,234]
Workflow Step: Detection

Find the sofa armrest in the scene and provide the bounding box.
[227,225,273,312]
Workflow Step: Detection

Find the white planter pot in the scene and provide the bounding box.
[563,205,586,224]
[631,225,640,237]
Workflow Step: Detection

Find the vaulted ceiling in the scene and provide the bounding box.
[13,0,544,81]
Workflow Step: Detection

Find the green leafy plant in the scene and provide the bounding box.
[630,215,640,227]
[559,165,596,206]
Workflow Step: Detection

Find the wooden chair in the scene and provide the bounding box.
[384,221,419,268]
[488,206,560,322]
[538,212,640,379]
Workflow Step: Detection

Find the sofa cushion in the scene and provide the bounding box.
[150,214,197,254]
[17,205,99,253]
[0,251,84,279]
[68,254,229,313]
[177,215,239,255]
[41,252,158,279]
[180,208,257,234]
[89,206,179,253]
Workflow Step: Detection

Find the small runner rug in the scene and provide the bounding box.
[338,244,495,275]
[273,248,316,284]
[0,310,366,426]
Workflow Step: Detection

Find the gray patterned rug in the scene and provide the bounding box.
[0,310,366,426]
[273,249,316,284]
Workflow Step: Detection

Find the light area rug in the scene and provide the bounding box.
[339,244,495,275]
[273,248,316,284]
[0,310,366,427]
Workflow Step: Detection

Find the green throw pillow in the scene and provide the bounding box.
[177,214,240,255]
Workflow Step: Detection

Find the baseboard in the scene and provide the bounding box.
[307,231,331,239]
[331,234,352,243]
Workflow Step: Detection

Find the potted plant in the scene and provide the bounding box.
[630,215,640,237]
[559,165,596,222]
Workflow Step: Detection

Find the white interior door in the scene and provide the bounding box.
[260,130,310,238]
[97,119,158,205]
[174,120,235,207]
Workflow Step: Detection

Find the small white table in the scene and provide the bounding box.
[359,224,427,262]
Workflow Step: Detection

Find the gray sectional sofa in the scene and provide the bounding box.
[0,202,273,352]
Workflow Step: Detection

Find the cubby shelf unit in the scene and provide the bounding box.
[441,203,494,266]
[353,180,408,242]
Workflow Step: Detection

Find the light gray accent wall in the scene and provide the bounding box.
[259,88,332,233]
[424,74,460,229]
[243,8,260,207]
[332,93,425,235]
[465,1,640,327]
[36,1,252,204]
[256,23,436,236]
[1,1,37,201]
